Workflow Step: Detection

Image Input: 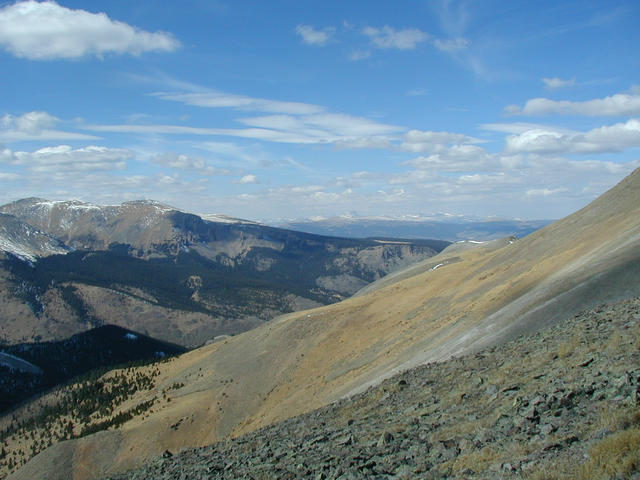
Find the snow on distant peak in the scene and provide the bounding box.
[120,200,177,215]
[199,213,260,225]
[0,214,70,261]
[34,199,99,209]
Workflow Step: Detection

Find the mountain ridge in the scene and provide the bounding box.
[0,198,446,347]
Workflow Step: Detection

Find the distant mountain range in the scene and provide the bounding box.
[0,198,448,347]
[276,214,552,241]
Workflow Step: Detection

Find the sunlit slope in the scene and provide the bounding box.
[352,236,516,298]
[10,168,640,480]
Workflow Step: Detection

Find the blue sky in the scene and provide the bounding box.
[0,0,639,221]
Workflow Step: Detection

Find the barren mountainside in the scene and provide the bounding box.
[5,168,640,479]
[102,297,640,480]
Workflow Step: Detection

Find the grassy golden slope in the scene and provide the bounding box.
[9,168,640,480]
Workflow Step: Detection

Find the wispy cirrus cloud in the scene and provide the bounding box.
[85,123,339,144]
[153,91,323,115]
[0,0,179,60]
[433,37,469,53]
[238,113,401,138]
[87,87,404,147]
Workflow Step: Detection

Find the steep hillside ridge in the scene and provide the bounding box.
[353,237,515,298]
[100,296,640,480]
[8,168,640,480]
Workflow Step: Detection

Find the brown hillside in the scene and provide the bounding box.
[8,168,640,480]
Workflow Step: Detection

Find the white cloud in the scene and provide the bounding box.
[11,145,132,172]
[433,37,469,53]
[289,185,324,194]
[295,24,334,46]
[0,146,12,161]
[388,170,434,185]
[506,89,640,116]
[401,129,482,153]
[0,172,20,180]
[334,136,393,150]
[525,188,565,197]
[505,119,640,154]
[403,144,499,172]
[2,111,58,133]
[151,152,227,175]
[457,172,520,187]
[1,111,98,141]
[567,159,638,174]
[481,122,573,135]
[362,26,429,50]
[0,0,179,60]
[239,174,259,184]
[542,77,576,90]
